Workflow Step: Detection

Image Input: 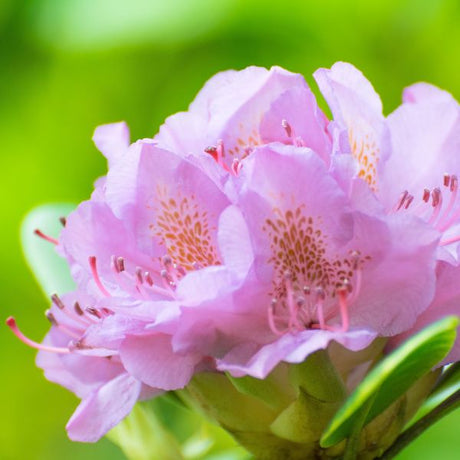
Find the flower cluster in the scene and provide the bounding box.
[10,62,460,444]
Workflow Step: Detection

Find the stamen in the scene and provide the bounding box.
[438,175,459,231]
[281,119,292,138]
[74,301,84,315]
[444,173,451,187]
[268,299,288,336]
[429,188,443,225]
[135,267,144,285]
[144,271,154,286]
[88,256,111,297]
[45,310,81,339]
[45,310,58,325]
[204,140,232,173]
[117,257,125,272]
[314,287,326,330]
[161,269,176,290]
[439,235,460,247]
[51,293,65,310]
[204,146,218,162]
[231,158,242,176]
[337,287,350,332]
[283,271,300,329]
[59,217,67,227]
[404,194,414,209]
[111,255,126,274]
[6,317,70,354]
[34,229,59,245]
[422,188,431,202]
[395,190,408,211]
[86,306,102,319]
[451,175,458,193]
[216,139,225,163]
[281,119,304,147]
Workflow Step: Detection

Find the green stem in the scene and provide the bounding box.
[431,362,460,394]
[378,389,460,460]
[342,395,375,460]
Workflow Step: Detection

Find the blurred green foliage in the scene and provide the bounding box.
[1,0,459,458]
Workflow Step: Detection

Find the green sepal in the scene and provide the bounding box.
[270,387,342,443]
[227,363,295,411]
[320,316,458,448]
[180,372,278,432]
[289,349,347,402]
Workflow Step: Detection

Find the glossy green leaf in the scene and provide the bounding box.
[21,203,76,296]
[321,316,459,448]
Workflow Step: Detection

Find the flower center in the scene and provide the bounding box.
[349,127,380,191]
[151,186,221,271]
[263,204,366,335]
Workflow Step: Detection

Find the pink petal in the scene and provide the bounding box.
[403,82,457,105]
[380,96,460,209]
[314,62,390,188]
[66,373,141,442]
[314,62,382,119]
[104,141,230,258]
[93,122,130,167]
[218,329,376,379]
[260,85,331,162]
[120,333,200,390]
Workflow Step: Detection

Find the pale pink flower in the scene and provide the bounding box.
[12,63,460,444]
[155,65,332,169]
[315,63,460,362]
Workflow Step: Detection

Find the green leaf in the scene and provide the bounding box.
[320,316,459,448]
[21,203,76,296]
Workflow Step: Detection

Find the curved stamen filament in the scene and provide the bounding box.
[437,175,458,230]
[284,272,300,329]
[46,310,81,339]
[428,188,443,225]
[268,300,289,336]
[34,229,59,245]
[89,256,111,297]
[6,317,70,354]
[439,235,460,247]
[337,288,350,332]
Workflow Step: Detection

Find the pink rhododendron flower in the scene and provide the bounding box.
[10,62,460,444]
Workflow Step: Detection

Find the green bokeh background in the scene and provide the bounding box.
[1,0,459,458]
